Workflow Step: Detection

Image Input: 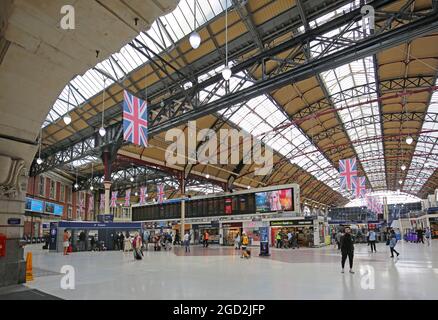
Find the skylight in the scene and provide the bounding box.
[44,0,230,127]
[345,190,421,207]
[403,78,438,193]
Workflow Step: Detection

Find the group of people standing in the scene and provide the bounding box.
[275,230,299,249]
[414,227,432,246]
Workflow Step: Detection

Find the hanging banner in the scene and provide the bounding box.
[100,193,105,211]
[139,186,147,205]
[110,191,118,208]
[157,184,165,204]
[339,157,358,190]
[88,194,94,214]
[353,176,366,199]
[125,189,131,207]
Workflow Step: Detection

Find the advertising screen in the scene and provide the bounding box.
[25,198,44,213]
[53,204,64,216]
[255,189,293,212]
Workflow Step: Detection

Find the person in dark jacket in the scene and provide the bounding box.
[340,227,355,274]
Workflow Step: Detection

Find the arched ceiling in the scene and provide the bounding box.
[0,0,179,170]
[30,0,438,207]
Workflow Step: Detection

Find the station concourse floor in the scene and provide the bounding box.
[18,241,438,300]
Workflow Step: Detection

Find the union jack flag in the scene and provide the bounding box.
[123,90,148,147]
[352,176,366,199]
[110,191,118,208]
[124,189,131,207]
[78,193,85,217]
[88,194,94,213]
[139,186,147,205]
[339,157,358,190]
[100,193,105,211]
[157,184,165,204]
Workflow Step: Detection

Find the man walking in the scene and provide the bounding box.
[368,229,377,253]
[340,227,355,274]
[184,231,191,253]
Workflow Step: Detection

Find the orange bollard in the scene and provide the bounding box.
[25,252,33,282]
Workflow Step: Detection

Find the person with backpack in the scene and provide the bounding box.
[340,227,355,274]
[389,229,400,258]
[241,232,250,258]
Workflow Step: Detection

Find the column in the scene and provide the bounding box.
[180,174,185,239]
[0,156,27,286]
[104,181,111,215]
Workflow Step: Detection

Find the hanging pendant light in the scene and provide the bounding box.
[205,174,210,179]
[405,135,413,145]
[130,177,135,182]
[63,114,72,125]
[90,185,94,191]
[36,129,43,165]
[63,85,72,125]
[222,0,232,81]
[135,191,139,197]
[401,164,406,171]
[189,0,201,49]
[398,180,403,185]
[99,78,106,137]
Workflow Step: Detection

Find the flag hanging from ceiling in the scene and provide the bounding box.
[124,189,131,207]
[78,193,85,218]
[352,176,366,199]
[110,191,118,208]
[99,193,105,211]
[139,186,147,205]
[157,184,165,204]
[123,90,148,147]
[339,157,358,190]
[88,194,94,214]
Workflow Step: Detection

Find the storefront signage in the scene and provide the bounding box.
[270,220,313,226]
[222,222,242,228]
[427,207,438,214]
[7,218,21,225]
[97,214,114,223]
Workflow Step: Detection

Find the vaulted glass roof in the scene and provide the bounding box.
[44,0,230,126]
[403,78,438,193]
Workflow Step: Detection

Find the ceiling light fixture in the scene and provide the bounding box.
[405,135,413,145]
[99,78,106,137]
[189,0,201,49]
[401,164,406,171]
[36,128,43,165]
[222,0,232,81]
[63,85,72,125]
[399,180,403,185]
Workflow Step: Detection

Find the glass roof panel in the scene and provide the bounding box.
[45,0,230,126]
[404,78,438,194]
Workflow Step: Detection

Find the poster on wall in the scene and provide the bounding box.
[255,189,293,212]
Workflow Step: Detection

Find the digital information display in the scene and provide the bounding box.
[25,197,44,213]
[255,189,293,212]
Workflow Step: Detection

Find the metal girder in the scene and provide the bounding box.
[41,0,392,157]
[149,7,438,135]
[34,1,438,181]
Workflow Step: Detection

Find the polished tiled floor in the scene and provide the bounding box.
[22,241,438,300]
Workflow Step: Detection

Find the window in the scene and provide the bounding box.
[38,176,45,196]
[66,186,72,203]
[67,206,72,219]
[49,180,56,199]
[60,184,65,203]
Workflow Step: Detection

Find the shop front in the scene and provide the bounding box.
[193,221,220,244]
[221,222,243,246]
[243,221,263,246]
[269,219,314,247]
[429,216,438,239]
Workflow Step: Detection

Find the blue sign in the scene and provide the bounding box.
[58,221,142,229]
[259,226,270,256]
[7,218,21,225]
[53,204,63,216]
[49,222,58,251]
[25,197,44,213]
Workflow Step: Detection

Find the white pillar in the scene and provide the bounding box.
[180,200,185,239]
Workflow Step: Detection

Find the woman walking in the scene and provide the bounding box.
[340,227,354,274]
[389,229,400,258]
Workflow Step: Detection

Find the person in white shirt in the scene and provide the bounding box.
[183,231,190,253]
[368,229,377,252]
